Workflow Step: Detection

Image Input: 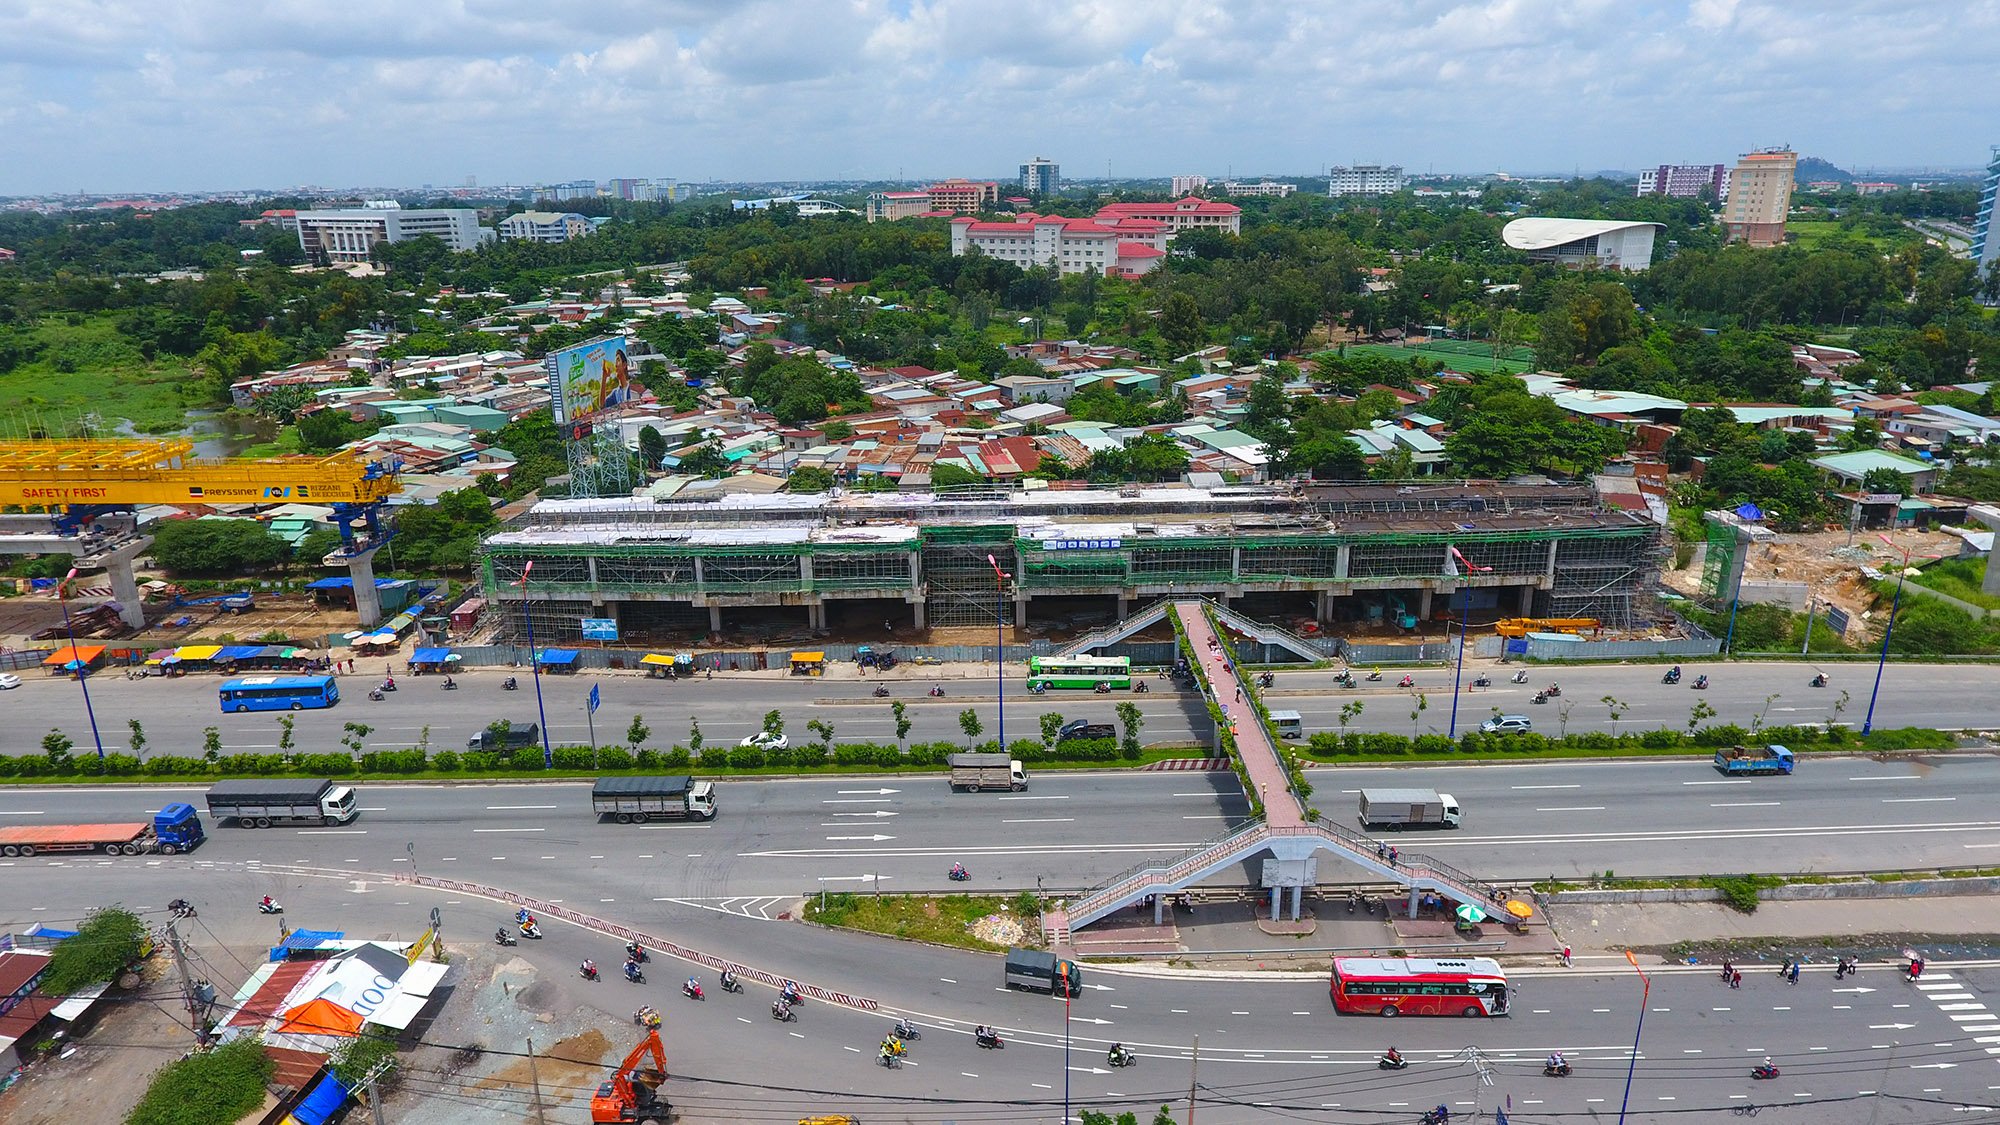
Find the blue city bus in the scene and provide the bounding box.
[218,675,340,713]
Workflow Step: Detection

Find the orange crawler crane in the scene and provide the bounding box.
[591,1028,670,1124]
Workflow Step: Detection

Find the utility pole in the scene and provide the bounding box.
[164,919,204,1041]
[1187,1034,1199,1125]
[360,1058,396,1125]
[526,1037,549,1125]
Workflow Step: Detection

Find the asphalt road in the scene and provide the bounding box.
[8,751,2000,904]
[8,658,1997,760]
[3,858,1995,1123]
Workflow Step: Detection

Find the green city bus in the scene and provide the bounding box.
[1026,655,1133,691]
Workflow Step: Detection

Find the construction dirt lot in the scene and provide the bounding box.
[1661,524,1966,635]
[0,589,366,654]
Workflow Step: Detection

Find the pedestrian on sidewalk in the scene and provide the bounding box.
[1730,969,1742,988]
[1559,945,1572,967]
[1377,842,1388,861]
[1388,846,1398,866]
[1720,958,1734,983]
[1786,960,1800,985]
[1235,688,1242,702]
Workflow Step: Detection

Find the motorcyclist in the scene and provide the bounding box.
[684,977,700,996]
[1398,674,1414,687]
[495,927,510,943]
[623,959,642,980]
[772,999,792,1019]
[1547,1050,1566,1070]
[1384,1046,1404,1066]
[260,895,274,910]
[720,968,737,991]
[1109,1042,1129,1065]
[504,676,518,689]
[950,862,967,879]
[881,1035,906,1058]
[516,908,534,925]
[1428,1106,1450,1124]
[1671,665,1681,679]
[626,941,646,961]
[781,980,801,1004]
[581,959,597,977]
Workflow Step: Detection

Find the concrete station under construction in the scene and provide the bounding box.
[477,480,1668,647]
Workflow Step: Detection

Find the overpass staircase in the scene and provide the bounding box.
[1040,599,1499,946]
[1058,595,1337,663]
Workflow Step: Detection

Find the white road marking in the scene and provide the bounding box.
[1883,797,1956,803]
[1003,818,1074,824]
[1513,784,1581,790]
[822,799,892,804]
[996,795,1069,801]
[1536,806,1605,812]
[1848,775,1920,782]
[487,804,558,810]
[1712,802,1781,808]
[473,828,545,833]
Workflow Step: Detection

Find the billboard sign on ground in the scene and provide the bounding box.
[545,335,633,424]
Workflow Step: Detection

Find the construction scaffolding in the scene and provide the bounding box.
[922,536,1014,628]
[1548,530,1664,627]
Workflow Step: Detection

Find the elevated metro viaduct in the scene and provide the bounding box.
[476,480,1667,645]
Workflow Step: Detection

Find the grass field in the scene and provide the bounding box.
[0,316,194,431]
[1341,341,1536,375]
[1908,557,2000,610]
[1785,220,1921,252]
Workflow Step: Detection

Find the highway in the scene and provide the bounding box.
[7,658,1997,761]
[2,856,1994,1123]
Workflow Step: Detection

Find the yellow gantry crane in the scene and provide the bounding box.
[0,439,401,546]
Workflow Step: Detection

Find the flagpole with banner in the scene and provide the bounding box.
[1446,546,1492,740]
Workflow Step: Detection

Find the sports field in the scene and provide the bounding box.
[1340,340,1537,375]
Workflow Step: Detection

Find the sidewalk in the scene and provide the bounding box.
[1550,895,2000,960]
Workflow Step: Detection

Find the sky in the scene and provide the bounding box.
[2,0,1996,195]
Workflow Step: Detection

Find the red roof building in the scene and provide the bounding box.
[948,212,1174,278]
[1092,197,1243,235]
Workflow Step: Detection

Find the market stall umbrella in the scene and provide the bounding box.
[1455,903,1488,925]
[1502,899,1534,919]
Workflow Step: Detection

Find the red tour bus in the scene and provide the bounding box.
[1330,957,1509,1017]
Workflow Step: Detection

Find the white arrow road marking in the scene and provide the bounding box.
[836,788,901,795]
[1910,1063,1958,1069]
[828,810,898,818]
[823,798,892,804]
[1832,987,1878,994]
[827,835,897,842]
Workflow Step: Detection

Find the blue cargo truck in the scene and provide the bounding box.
[0,802,205,857]
[1714,744,1794,775]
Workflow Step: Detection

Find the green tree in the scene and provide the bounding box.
[930,462,987,488]
[1688,699,1716,734]
[1115,700,1144,756]
[275,715,294,757]
[341,721,373,760]
[786,466,836,493]
[202,725,222,760]
[1124,434,1190,481]
[637,425,668,470]
[151,519,292,574]
[688,717,704,756]
[42,906,145,994]
[957,708,984,745]
[128,719,148,758]
[626,714,650,750]
[41,728,73,769]
[1158,292,1208,358]
[1040,711,1066,747]
[1859,466,1908,495]
[762,709,784,738]
[807,718,834,750]
[127,1037,276,1125]
[890,700,911,746]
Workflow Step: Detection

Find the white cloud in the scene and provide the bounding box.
[0,0,1992,193]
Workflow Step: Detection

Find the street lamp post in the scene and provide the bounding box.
[514,562,555,768]
[1862,536,1939,736]
[987,554,1008,750]
[56,569,105,759]
[1616,950,1652,1125]
[1446,547,1490,740]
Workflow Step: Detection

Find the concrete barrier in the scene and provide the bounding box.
[1550,875,2000,905]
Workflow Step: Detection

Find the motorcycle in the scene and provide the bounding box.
[1532,691,1549,705]
[441,678,457,691]
[635,1006,661,1030]
[379,679,397,692]
[1108,1046,1137,1068]
[879,1047,903,1068]
[1134,680,1148,693]
[682,980,704,1000]
[771,1001,798,1022]
[520,921,542,939]
[368,688,385,701]
[1397,675,1415,688]
[975,1029,1005,1050]
[873,685,890,697]
[1662,670,1680,684]
[626,942,649,963]
[580,963,600,981]
[928,686,945,698]
[1543,1062,1572,1077]
[1511,669,1528,683]
[948,866,970,882]
[1752,1065,1780,1080]
[1471,675,1490,688]
[1029,683,1047,695]
[1366,670,1383,682]
[1094,682,1111,694]
[1378,1054,1408,1071]
[719,971,743,993]
[892,1020,921,1042]
[1543,683,1561,697]
[1691,677,1709,690]
[1810,674,1827,688]
[257,899,283,915]
[624,962,645,984]
[1257,672,1275,688]
[1421,1108,1451,1125]
[168,899,197,919]
[503,677,518,691]
[780,983,803,1007]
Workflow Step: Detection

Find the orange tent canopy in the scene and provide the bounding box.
[277,997,364,1037]
[44,644,106,666]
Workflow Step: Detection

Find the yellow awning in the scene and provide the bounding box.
[176,645,222,661]
[640,653,675,666]
[790,652,825,663]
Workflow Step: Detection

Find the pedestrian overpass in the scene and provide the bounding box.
[1056,595,1337,664]
[1041,600,1499,946]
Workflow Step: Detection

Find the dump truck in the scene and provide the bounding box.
[0,802,206,857]
[591,775,717,823]
[1714,744,1795,776]
[1005,948,1082,996]
[1358,787,1462,830]
[467,723,541,752]
[947,752,1026,792]
[205,778,358,828]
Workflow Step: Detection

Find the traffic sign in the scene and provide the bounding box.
[588,684,600,715]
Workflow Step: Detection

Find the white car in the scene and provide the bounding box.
[0,673,19,690]
[738,730,788,751]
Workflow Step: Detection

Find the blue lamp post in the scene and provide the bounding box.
[1862,536,1938,737]
[56,569,105,759]
[514,561,554,768]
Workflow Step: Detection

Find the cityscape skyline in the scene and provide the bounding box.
[3,1,1997,195]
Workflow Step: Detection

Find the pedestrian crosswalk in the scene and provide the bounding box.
[1912,975,2000,1057]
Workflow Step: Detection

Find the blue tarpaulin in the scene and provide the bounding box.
[216,645,263,661]
[268,929,345,962]
[536,649,579,665]
[286,1072,353,1125]
[1735,502,1765,521]
[411,648,450,664]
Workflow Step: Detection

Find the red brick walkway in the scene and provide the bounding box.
[1175,602,1303,827]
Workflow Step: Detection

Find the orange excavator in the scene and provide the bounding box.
[591,1027,669,1124]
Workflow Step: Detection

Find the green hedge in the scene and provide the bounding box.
[1300,722,1948,759]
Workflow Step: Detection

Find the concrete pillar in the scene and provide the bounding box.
[347,544,386,628]
[708,605,722,632]
[909,551,921,586]
[912,599,926,630]
[693,557,707,594]
[1417,587,1433,621]
[1231,546,1242,580]
[1289,884,1302,922]
[1317,589,1332,620]
[1117,595,1131,620]
[1519,585,1535,614]
[1153,895,1164,926]
[1545,539,1559,583]
[1269,889,1280,923]
[88,538,152,630]
[1973,507,2000,595]
[1335,545,1351,580]
[1407,885,1420,920]
[798,554,814,589]
[1014,591,1030,631]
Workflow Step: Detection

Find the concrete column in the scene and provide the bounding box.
[1117,595,1131,620]
[708,605,722,632]
[1153,895,1164,926]
[798,554,814,589]
[347,544,386,628]
[88,538,152,630]
[809,601,825,631]
[693,557,707,594]
[1289,884,1302,922]
[1335,545,1352,580]
[909,551,921,586]
[912,599,926,630]
[1269,889,1280,923]
[1407,886,1420,920]
[1317,589,1332,620]
[1231,546,1242,580]
[1545,539,1559,584]
[1519,585,1535,614]
[1973,507,2000,595]
[1417,587,1432,621]
[1014,591,1030,630]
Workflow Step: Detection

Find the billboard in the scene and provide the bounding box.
[580,617,619,641]
[544,335,633,424]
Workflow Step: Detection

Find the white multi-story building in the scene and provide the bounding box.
[1171,174,1209,196]
[1223,181,1297,197]
[1327,164,1406,196]
[1020,157,1060,195]
[950,212,1169,277]
[1636,163,1726,199]
[498,211,593,243]
[533,180,600,203]
[1976,146,2000,280]
[295,205,490,265]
